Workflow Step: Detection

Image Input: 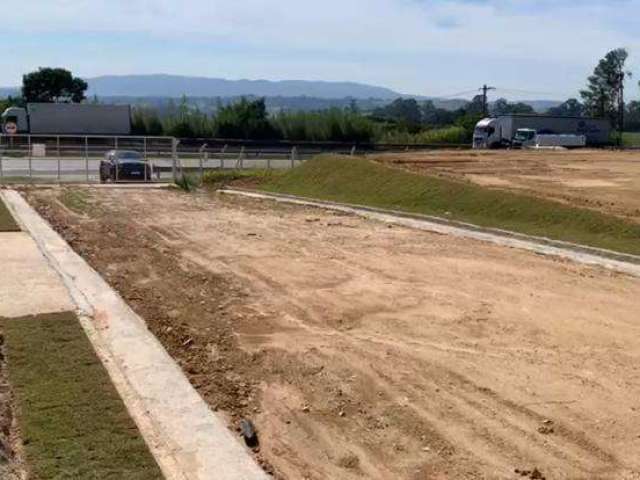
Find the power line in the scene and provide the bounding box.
[427,89,481,100]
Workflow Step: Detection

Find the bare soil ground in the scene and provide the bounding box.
[372,150,640,222]
[25,187,640,480]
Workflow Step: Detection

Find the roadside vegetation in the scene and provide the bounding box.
[2,312,162,479]
[258,156,640,256]
[202,168,281,188]
[621,131,640,147]
[175,173,200,192]
[0,197,19,231]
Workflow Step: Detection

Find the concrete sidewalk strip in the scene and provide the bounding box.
[0,232,74,318]
[0,190,268,480]
[221,188,640,278]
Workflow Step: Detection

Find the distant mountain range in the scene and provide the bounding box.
[0,75,562,112]
[87,75,402,100]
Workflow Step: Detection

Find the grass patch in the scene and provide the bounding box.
[261,155,640,255]
[621,131,640,147]
[0,196,19,232]
[2,312,162,479]
[175,173,202,192]
[202,169,282,187]
[59,189,90,214]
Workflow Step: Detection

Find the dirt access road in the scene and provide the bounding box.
[26,187,640,480]
[373,149,640,223]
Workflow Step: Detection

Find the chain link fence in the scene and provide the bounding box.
[0,135,333,183]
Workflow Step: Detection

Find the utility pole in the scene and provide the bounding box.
[481,84,496,117]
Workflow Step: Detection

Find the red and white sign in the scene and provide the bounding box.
[4,122,17,135]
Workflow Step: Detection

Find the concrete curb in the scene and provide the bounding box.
[220,188,640,279]
[0,190,268,480]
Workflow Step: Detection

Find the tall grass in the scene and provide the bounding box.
[131,99,475,145]
[273,109,380,142]
[621,132,640,147]
[379,126,468,145]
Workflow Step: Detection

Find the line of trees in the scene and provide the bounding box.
[128,96,488,143]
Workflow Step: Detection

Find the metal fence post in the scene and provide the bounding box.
[351,145,357,156]
[143,137,147,161]
[171,138,179,182]
[221,144,227,170]
[28,135,32,180]
[85,136,89,182]
[239,146,245,169]
[56,136,61,181]
[290,146,297,168]
[199,143,207,179]
[267,155,271,170]
[0,150,3,180]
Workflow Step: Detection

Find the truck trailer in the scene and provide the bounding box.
[1,103,132,136]
[473,114,611,149]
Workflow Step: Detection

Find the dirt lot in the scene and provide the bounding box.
[26,187,640,480]
[372,150,640,222]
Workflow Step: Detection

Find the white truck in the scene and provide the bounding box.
[473,114,610,149]
[1,103,132,135]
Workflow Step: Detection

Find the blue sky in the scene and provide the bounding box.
[2,0,640,100]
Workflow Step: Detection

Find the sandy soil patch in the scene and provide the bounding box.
[373,150,640,222]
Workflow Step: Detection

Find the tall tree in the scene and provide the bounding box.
[491,98,535,116]
[465,95,486,116]
[22,68,88,103]
[546,98,585,117]
[213,97,277,139]
[373,98,422,130]
[625,100,640,132]
[580,48,629,129]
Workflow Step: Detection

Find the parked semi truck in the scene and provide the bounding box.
[1,103,132,135]
[473,114,611,149]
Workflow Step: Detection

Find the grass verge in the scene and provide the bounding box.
[2,312,162,479]
[0,196,19,232]
[203,169,282,188]
[260,155,640,256]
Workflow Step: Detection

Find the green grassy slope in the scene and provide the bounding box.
[261,155,640,255]
[2,312,162,479]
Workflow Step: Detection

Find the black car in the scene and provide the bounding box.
[99,150,153,183]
